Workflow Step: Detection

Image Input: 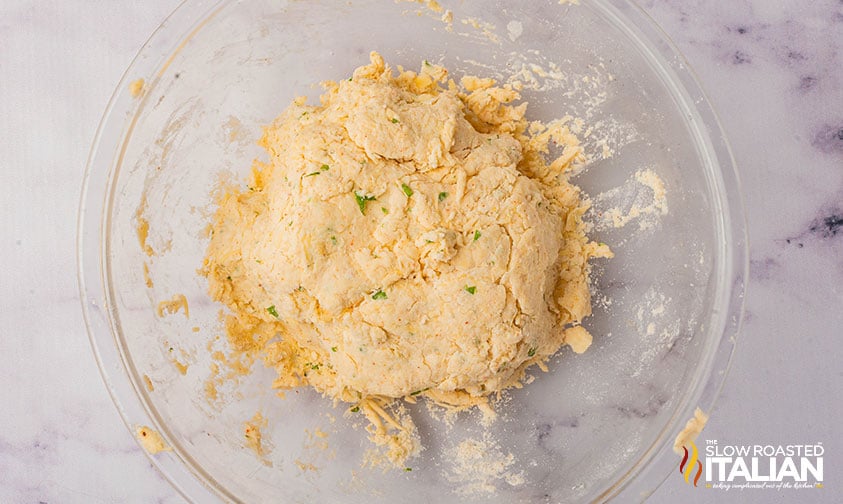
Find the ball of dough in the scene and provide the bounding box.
[204,52,600,406]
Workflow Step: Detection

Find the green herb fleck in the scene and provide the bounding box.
[330,235,338,245]
[304,171,320,177]
[321,164,330,171]
[348,77,353,82]
[354,191,377,214]
[401,183,414,197]
[299,111,308,118]
[473,230,481,241]
[464,285,476,295]
[423,59,431,66]
[310,363,320,370]
[331,346,338,352]
[438,191,448,202]
[381,207,389,215]
[405,467,413,472]
[372,289,388,300]
[410,387,430,396]
[350,406,360,413]
[391,117,400,124]
[226,275,232,281]
[266,305,279,318]
[255,259,263,264]
[528,347,537,357]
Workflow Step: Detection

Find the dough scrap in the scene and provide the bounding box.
[136,425,171,454]
[202,52,610,466]
[129,78,145,98]
[673,407,709,454]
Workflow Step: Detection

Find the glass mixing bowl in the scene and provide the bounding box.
[78,0,747,502]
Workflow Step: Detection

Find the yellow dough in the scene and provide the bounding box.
[136,425,171,454]
[202,52,610,465]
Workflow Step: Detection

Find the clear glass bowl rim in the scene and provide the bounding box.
[76,0,749,502]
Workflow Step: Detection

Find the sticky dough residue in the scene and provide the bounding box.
[202,52,610,467]
[135,195,155,257]
[244,412,273,465]
[156,293,189,318]
[297,427,335,473]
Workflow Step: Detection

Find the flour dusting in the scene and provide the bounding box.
[592,169,668,233]
[445,433,525,495]
[630,287,679,377]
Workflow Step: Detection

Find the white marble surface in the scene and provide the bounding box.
[1,0,840,502]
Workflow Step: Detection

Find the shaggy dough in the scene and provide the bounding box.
[203,52,610,464]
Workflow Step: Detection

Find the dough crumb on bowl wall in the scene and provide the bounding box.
[201,51,612,467]
[135,425,171,455]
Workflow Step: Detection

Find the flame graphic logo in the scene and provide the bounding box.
[679,441,703,487]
